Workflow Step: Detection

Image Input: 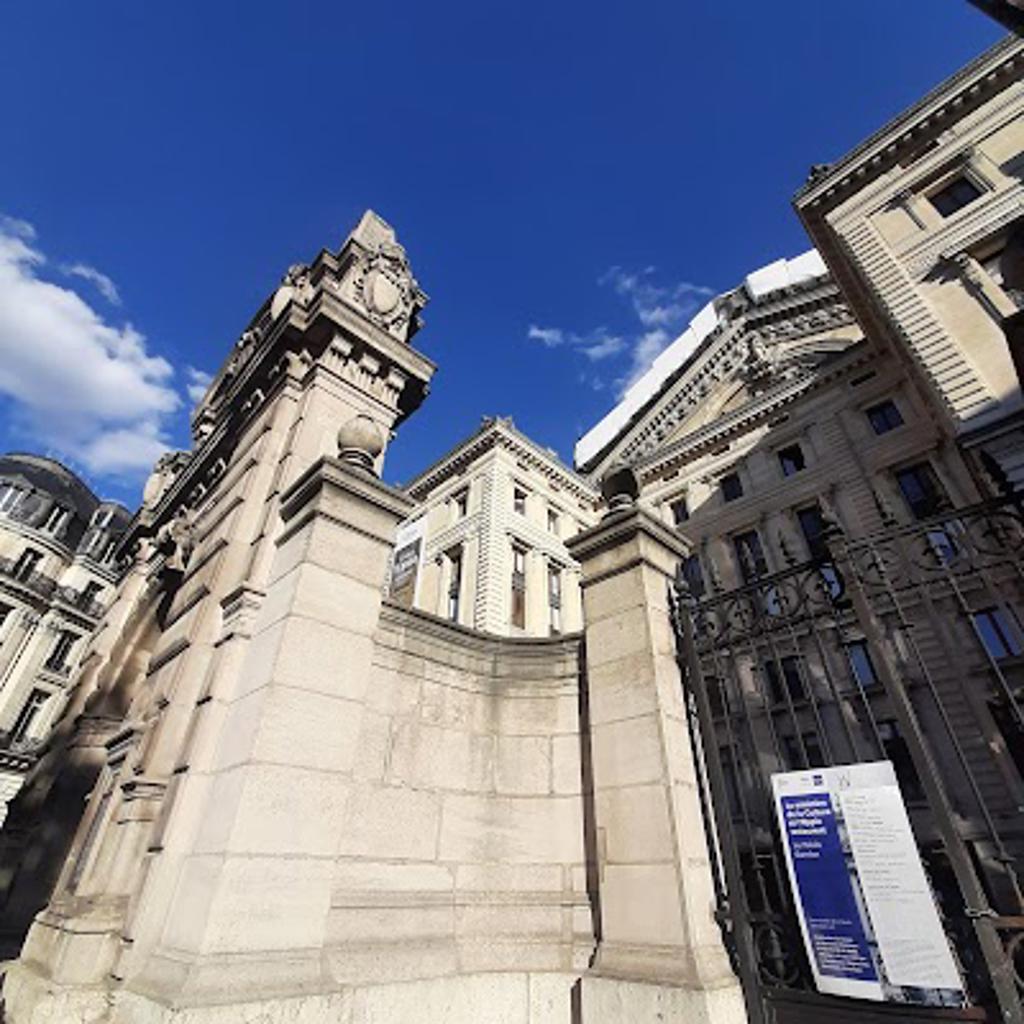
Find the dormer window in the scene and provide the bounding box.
[0,484,23,515]
[928,176,982,218]
[43,504,68,534]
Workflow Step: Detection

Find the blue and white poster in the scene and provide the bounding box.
[772,761,964,1005]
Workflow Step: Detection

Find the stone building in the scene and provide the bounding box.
[391,416,597,637]
[795,35,1024,488]
[0,454,128,826]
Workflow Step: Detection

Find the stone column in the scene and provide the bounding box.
[567,478,746,1023]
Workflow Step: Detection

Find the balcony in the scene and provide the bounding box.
[0,729,43,773]
[0,556,56,601]
[52,585,105,621]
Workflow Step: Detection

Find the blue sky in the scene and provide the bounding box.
[0,2,1003,504]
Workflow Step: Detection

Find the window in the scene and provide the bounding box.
[877,720,924,802]
[548,565,562,635]
[10,688,48,744]
[0,602,11,628]
[547,507,559,535]
[0,484,23,515]
[454,490,468,519]
[446,548,463,623]
[45,630,76,673]
[720,472,743,503]
[680,553,705,598]
[43,504,68,534]
[707,676,727,718]
[895,462,948,520]
[846,640,880,690]
[12,548,42,581]
[81,581,103,605]
[733,530,768,582]
[973,607,1023,661]
[796,504,830,560]
[981,248,1024,311]
[928,176,982,218]
[511,546,526,629]
[670,496,689,526]
[866,399,904,435]
[764,656,806,705]
[513,487,527,516]
[777,444,806,477]
[782,732,826,770]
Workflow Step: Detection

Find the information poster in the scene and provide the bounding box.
[388,518,426,608]
[772,761,963,1006]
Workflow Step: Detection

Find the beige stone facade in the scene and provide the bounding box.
[0,454,128,827]
[795,36,1024,489]
[393,417,597,638]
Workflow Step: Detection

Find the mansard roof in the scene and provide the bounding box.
[405,416,598,506]
[0,453,101,520]
[574,250,858,475]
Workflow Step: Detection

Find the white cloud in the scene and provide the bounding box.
[527,324,565,347]
[186,366,213,404]
[526,266,713,396]
[0,216,182,481]
[61,262,121,306]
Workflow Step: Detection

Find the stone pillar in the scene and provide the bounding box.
[567,484,746,1023]
[124,445,415,1007]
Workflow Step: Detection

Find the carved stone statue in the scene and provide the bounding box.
[155,506,196,573]
[142,452,191,511]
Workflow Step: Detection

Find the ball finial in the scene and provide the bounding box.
[337,413,386,473]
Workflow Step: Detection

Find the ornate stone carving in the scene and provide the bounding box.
[142,452,192,512]
[352,240,420,339]
[155,507,196,573]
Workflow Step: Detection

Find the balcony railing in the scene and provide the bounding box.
[0,729,44,757]
[0,558,105,619]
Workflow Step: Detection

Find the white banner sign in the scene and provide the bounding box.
[772,761,963,1006]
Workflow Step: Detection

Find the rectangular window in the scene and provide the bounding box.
[846,640,880,690]
[796,504,830,560]
[12,548,42,581]
[928,176,982,218]
[454,490,468,519]
[446,549,463,623]
[866,399,904,435]
[763,656,805,705]
[670,496,689,525]
[547,507,559,534]
[511,546,526,629]
[720,472,743,503]
[513,487,527,516]
[43,504,67,534]
[895,462,947,520]
[877,720,924,802]
[45,629,76,673]
[81,581,103,605]
[548,565,562,636]
[777,444,806,477]
[973,607,1023,660]
[733,529,767,582]
[680,553,705,597]
[0,485,22,514]
[10,688,49,744]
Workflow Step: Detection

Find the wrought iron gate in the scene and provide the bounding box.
[670,496,1024,1024]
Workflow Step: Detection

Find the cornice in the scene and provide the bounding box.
[796,38,1022,213]
[406,422,598,506]
[634,346,874,483]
